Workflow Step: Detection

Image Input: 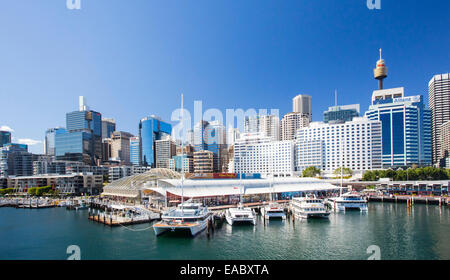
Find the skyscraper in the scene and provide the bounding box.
[244,114,280,141]
[129,136,140,166]
[101,118,116,140]
[428,73,450,164]
[139,115,172,167]
[55,96,103,165]
[44,127,66,156]
[280,112,310,141]
[323,104,360,124]
[292,94,312,121]
[365,87,432,167]
[155,136,176,169]
[110,131,134,165]
[0,131,12,148]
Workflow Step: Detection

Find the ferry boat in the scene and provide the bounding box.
[153,202,211,236]
[225,203,257,225]
[290,195,330,219]
[326,191,368,212]
[261,202,286,220]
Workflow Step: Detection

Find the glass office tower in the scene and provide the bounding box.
[365,88,432,167]
[44,127,66,156]
[129,136,140,166]
[139,116,172,167]
[323,104,360,123]
[0,131,12,147]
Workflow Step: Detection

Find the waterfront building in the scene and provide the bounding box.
[429,73,450,164]
[0,143,34,177]
[155,137,176,169]
[439,121,450,167]
[129,136,140,166]
[7,173,103,195]
[44,127,66,156]
[280,112,310,141]
[244,114,280,142]
[365,87,432,167]
[234,133,294,177]
[323,104,360,123]
[33,160,68,175]
[293,94,312,121]
[139,115,172,167]
[55,96,103,165]
[101,118,116,140]
[0,130,12,147]
[108,166,132,182]
[194,150,214,173]
[295,117,382,174]
[169,154,194,173]
[110,131,134,165]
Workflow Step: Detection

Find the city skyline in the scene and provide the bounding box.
[1,1,449,154]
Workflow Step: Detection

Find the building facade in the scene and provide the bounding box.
[110,131,134,165]
[101,118,116,140]
[295,117,382,174]
[0,143,34,177]
[323,104,360,123]
[139,115,172,167]
[193,150,214,174]
[155,137,176,169]
[280,112,310,141]
[44,127,66,156]
[234,133,294,177]
[0,131,12,148]
[244,114,280,142]
[439,121,450,167]
[429,73,450,164]
[293,94,312,121]
[365,88,432,167]
[169,154,194,173]
[129,136,140,166]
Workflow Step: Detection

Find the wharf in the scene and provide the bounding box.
[368,195,448,206]
[209,200,290,211]
[88,214,157,227]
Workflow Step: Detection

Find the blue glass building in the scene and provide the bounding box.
[139,116,172,167]
[365,88,432,167]
[130,136,140,166]
[44,127,66,156]
[0,131,12,147]
[55,100,103,165]
[323,104,360,123]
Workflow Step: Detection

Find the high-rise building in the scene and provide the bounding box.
[323,104,360,124]
[439,121,450,167]
[55,97,103,165]
[155,137,176,169]
[129,136,140,166]
[193,150,214,173]
[234,133,295,177]
[429,73,450,164]
[365,87,432,167]
[292,94,312,121]
[280,112,310,141]
[44,127,66,156]
[0,131,12,148]
[139,115,172,167]
[227,126,240,146]
[101,138,112,163]
[110,131,134,165]
[0,143,35,177]
[244,114,280,141]
[295,117,382,173]
[101,118,116,140]
[193,120,228,172]
[169,154,194,173]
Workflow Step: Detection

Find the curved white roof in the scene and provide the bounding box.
[150,177,340,198]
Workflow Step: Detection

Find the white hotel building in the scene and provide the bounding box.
[295,117,383,174]
[234,133,294,177]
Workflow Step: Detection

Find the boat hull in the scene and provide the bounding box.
[153,220,208,237]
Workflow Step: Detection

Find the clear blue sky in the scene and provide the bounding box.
[0,0,449,153]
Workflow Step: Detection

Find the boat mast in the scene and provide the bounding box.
[340,121,343,196]
[181,93,185,214]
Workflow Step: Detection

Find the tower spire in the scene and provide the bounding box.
[374,49,388,90]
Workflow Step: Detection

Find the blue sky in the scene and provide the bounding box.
[0,0,449,153]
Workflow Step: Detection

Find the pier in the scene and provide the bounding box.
[368,195,449,206]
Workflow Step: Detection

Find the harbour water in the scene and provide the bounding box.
[0,203,449,260]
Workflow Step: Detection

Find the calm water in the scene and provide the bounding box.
[0,203,449,260]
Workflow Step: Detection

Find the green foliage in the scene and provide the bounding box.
[362,167,450,181]
[302,166,321,178]
[333,167,353,176]
[0,188,15,196]
[27,186,53,196]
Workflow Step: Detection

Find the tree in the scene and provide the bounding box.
[302,166,321,178]
[334,167,353,176]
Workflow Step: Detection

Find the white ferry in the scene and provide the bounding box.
[261,203,286,220]
[326,191,368,212]
[225,203,257,225]
[290,195,330,219]
[153,202,211,236]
